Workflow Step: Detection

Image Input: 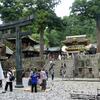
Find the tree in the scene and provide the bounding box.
[26,0,63,62]
[0,0,63,66]
[0,0,23,23]
[71,0,100,52]
[34,0,63,62]
[62,15,96,43]
[46,30,60,47]
[20,0,63,62]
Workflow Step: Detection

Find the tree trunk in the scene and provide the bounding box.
[39,29,44,67]
[96,14,100,53]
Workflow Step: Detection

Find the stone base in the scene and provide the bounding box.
[15,85,24,88]
[70,93,96,99]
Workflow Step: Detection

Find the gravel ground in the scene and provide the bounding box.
[0,78,100,100]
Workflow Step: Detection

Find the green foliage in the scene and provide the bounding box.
[0,0,23,22]
[32,0,61,60]
[71,0,100,19]
[70,0,100,51]
[32,34,40,41]
[0,0,62,46]
[62,15,96,43]
[46,30,60,47]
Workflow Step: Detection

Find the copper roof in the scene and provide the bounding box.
[7,35,39,45]
[62,35,89,46]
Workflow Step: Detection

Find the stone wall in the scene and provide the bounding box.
[2,53,100,78]
[72,53,100,78]
[45,53,100,78]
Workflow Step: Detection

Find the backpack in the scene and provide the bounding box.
[9,74,15,81]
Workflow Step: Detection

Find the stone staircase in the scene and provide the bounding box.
[44,59,74,78]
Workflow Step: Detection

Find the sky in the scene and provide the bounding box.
[55,0,75,17]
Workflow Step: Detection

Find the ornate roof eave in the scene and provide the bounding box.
[22,45,39,53]
[0,56,8,61]
[6,35,39,45]
[44,47,61,52]
[66,48,85,51]
[62,40,89,46]
[22,35,39,45]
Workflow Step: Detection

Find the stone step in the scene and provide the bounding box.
[45,59,74,78]
[70,93,96,99]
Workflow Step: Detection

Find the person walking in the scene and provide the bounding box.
[0,61,4,88]
[49,61,55,80]
[49,65,55,80]
[3,69,14,93]
[50,68,54,80]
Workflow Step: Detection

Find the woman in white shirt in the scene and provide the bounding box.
[3,70,13,93]
[40,69,47,91]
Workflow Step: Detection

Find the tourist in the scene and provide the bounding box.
[31,70,38,93]
[60,63,63,76]
[63,63,67,78]
[58,54,62,60]
[63,63,66,69]
[49,61,55,80]
[60,63,65,79]
[49,65,55,80]
[37,69,42,87]
[63,70,66,79]
[61,68,66,79]
[0,61,4,88]
[2,69,14,93]
[37,72,42,86]
[51,68,54,80]
[40,68,47,91]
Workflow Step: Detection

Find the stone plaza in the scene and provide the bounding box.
[0,78,100,100]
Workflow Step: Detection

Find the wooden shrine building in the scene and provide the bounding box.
[62,35,89,56]
[44,47,61,60]
[7,35,39,58]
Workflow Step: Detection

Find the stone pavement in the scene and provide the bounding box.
[0,78,100,100]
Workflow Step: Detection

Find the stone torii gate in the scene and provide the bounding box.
[0,15,34,88]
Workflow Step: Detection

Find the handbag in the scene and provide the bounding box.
[9,75,15,81]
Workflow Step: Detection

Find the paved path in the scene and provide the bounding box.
[0,78,100,100]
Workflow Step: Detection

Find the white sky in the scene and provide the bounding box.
[55,0,75,17]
